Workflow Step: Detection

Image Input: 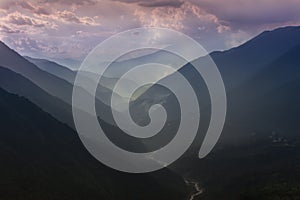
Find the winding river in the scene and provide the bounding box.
[185,179,204,200]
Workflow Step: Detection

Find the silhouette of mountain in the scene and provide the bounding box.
[0,42,169,153]
[24,56,76,83]
[24,55,137,98]
[134,26,300,144]
[223,42,300,142]
[0,66,73,126]
[0,87,187,200]
[0,43,129,126]
[125,26,300,135]
[25,55,141,116]
[174,26,300,199]
[0,41,73,105]
[1,25,300,200]
[211,26,300,89]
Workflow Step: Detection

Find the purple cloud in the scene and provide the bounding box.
[0,24,23,34]
[7,12,48,27]
[42,0,97,6]
[1,0,300,68]
[191,0,300,30]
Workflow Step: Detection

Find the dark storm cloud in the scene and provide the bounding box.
[138,0,183,8]
[113,0,184,8]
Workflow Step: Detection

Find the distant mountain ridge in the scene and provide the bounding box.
[1,25,300,148]
[24,56,75,83]
[0,41,72,104]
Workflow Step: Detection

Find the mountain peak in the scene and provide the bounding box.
[218,25,300,67]
[0,40,10,49]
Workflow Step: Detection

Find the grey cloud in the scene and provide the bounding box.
[190,0,300,30]
[8,14,49,27]
[57,11,98,25]
[18,1,34,10]
[8,37,63,55]
[0,1,17,10]
[0,24,23,34]
[33,7,50,15]
[43,0,97,6]
[9,14,36,26]
[58,11,82,24]
[113,0,184,8]
[0,1,50,15]
[138,0,183,8]
[20,1,50,15]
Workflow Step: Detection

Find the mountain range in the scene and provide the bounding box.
[1,26,300,199]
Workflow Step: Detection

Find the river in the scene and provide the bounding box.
[185,179,204,200]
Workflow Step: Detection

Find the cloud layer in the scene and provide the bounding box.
[1,0,300,68]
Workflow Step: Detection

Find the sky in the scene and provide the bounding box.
[1,0,300,68]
